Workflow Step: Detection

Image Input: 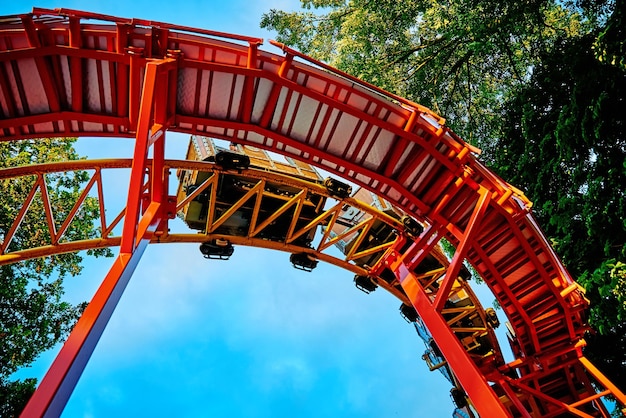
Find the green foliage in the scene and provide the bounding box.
[594,0,625,70]
[487,13,626,392]
[578,261,626,395]
[0,266,88,378]
[493,33,626,276]
[262,0,585,144]
[0,378,36,418]
[579,260,626,334]
[0,138,111,414]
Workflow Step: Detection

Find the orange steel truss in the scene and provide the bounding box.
[0,7,624,417]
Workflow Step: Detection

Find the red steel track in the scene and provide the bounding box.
[0,8,624,417]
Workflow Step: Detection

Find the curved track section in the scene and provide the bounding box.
[1,8,624,417]
[0,158,395,277]
[1,157,503,416]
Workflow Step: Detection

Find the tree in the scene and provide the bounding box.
[0,379,36,418]
[493,25,626,391]
[0,137,111,416]
[261,0,626,392]
[261,0,585,144]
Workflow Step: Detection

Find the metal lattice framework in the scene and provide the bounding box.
[0,8,624,417]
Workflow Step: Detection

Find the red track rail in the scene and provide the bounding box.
[0,8,624,417]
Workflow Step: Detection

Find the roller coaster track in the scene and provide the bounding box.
[0,8,624,417]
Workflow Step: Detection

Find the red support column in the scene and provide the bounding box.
[121,58,175,254]
[579,357,626,407]
[386,189,511,417]
[393,259,511,417]
[20,58,176,418]
[19,237,155,418]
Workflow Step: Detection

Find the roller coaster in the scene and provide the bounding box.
[0,8,624,417]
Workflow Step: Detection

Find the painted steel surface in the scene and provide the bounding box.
[1,8,624,417]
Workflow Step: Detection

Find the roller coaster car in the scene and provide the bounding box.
[199,239,234,260]
[214,150,250,170]
[400,303,419,323]
[401,215,423,238]
[290,252,318,272]
[459,265,472,281]
[354,275,377,293]
[450,387,468,409]
[323,177,352,199]
[184,185,209,203]
[485,307,500,329]
[429,338,444,358]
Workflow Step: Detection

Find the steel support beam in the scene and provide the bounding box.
[20,57,176,418]
[434,189,490,312]
[579,356,626,408]
[385,190,510,417]
[392,257,511,417]
[121,58,176,253]
[18,235,154,417]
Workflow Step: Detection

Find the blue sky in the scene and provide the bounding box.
[3,1,504,416]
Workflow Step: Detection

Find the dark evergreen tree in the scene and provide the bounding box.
[494,29,626,393]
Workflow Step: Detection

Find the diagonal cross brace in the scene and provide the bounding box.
[433,189,491,312]
[382,188,510,417]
